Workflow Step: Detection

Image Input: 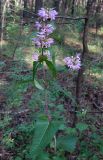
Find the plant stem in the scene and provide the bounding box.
[42,49,51,121]
[54,135,57,153]
[43,67,51,121]
[42,47,43,56]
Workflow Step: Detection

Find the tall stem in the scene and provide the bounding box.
[42,49,51,121]
[42,47,43,56]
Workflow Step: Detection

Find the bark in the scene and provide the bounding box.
[9,0,15,13]
[71,0,75,16]
[64,0,69,14]
[95,1,101,34]
[53,0,60,12]
[29,0,34,12]
[23,0,28,18]
[35,0,43,14]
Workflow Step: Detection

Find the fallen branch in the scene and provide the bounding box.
[56,16,87,20]
[0,109,30,115]
[93,101,103,112]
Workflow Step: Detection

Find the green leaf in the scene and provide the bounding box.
[34,79,44,90]
[66,127,77,135]
[57,135,77,153]
[76,122,88,132]
[33,61,40,81]
[45,60,56,77]
[53,157,66,160]
[30,120,60,160]
[37,152,50,160]
[17,79,33,84]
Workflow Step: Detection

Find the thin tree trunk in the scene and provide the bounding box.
[71,0,75,16]
[73,0,95,127]
[1,0,9,48]
[28,0,34,12]
[95,1,101,35]
[23,0,28,18]
[76,0,95,103]
[53,0,60,12]
[35,0,43,14]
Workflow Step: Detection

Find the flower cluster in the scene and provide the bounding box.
[32,51,51,62]
[64,54,81,70]
[32,37,54,48]
[32,8,58,62]
[38,8,58,21]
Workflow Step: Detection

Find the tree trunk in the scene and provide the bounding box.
[53,0,60,12]
[73,0,95,127]
[95,1,101,35]
[76,0,95,104]
[23,0,28,18]
[71,0,75,16]
[35,0,43,14]
[29,0,34,12]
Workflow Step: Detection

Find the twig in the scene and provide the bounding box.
[0,70,32,74]
[0,109,30,115]
[93,101,103,112]
[56,16,87,20]
[0,109,103,116]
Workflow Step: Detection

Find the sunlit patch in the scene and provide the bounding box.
[0,80,8,86]
[89,27,103,37]
[16,47,33,68]
[64,37,82,50]
[89,73,103,79]
[0,40,8,46]
[88,44,102,54]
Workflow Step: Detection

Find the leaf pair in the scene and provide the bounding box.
[33,60,56,90]
[30,119,60,160]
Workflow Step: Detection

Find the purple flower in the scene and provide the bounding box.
[35,21,42,30]
[42,38,54,48]
[33,36,54,48]
[37,31,46,39]
[32,53,39,61]
[38,8,58,21]
[38,8,48,21]
[48,9,58,20]
[33,8,57,50]
[32,38,41,47]
[32,51,51,62]
[64,54,81,70]
[41,24,54,35]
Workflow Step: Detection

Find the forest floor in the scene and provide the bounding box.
[0,24,103,159]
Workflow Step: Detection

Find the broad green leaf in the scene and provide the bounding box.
[66,127,77,135]
[45,60,56,77]
[59,124,66,130]
[76,122,88,132]
[34,79,44,90]
[57,135,77,153]
[30,120,60,160]
[37,152,50,160]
